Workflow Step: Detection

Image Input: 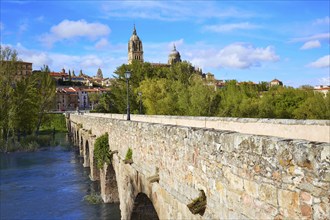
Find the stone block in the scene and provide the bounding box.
[244,179,258,198]
[224,169,244,192]
[313,199,330,219]
[278,189,300,218]
[300,191,312,205]
[259,183,277,207]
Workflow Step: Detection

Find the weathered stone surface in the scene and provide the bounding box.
[68,114,330,220]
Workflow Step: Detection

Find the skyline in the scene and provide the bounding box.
[1,0,329,87]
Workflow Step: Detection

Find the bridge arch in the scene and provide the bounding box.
[76,130,79,146]
[100,162,119,203]
[130,193,159,220]
[83,140,90,167]
[79,136,83,155]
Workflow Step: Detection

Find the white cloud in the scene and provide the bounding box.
[291,33,330,42]
[314,16,330,25]
[167,39,184,49]
[41,19,110,47]
[101,1,255,21]
[203,22,260,33]
[190,43,279,69]
[318,77,330,85]
[13,43,52,69]
[300,40,321,50]
[95,38,109,49]
[79,55,103,68]
[308,55,330,68]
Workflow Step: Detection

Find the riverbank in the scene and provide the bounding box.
[0,131,70,153]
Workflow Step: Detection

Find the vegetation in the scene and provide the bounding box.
[94,133,111,169]
[0,46,57,152]
[94,60,329,120]
[125,148,132,160]
[124,147,133,164]
[187,190,207,216]
[83,193,103,204]
[40,114,67,132]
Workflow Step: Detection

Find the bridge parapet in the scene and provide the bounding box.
[81,113,330,142]
[68,114,330,219]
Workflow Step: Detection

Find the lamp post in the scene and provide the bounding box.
[138,91,142,114]
[125,70,131,120]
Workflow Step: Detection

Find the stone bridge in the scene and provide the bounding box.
[67,113,329,219]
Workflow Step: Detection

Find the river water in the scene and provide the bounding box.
[0,133,121,220]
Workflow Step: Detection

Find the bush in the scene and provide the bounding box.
[94,133,111,169]
[125,148,133,160]
[83,193,103,204]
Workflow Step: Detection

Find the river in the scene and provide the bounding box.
[0,133,121,220]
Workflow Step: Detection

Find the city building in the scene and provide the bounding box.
[1,60,32,79]
[55,87,110,111]
[168,44,182,65]
[314,85,330,97]
[270,78,283,87]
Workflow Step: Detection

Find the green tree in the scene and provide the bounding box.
[9,78,39,136]
[94,92,112,113]
[0,46,19,141]
[88,92,100,110]
[32,66,56,135]
[68,70,72,82]
[293,92,330,119]
[185,77,218,116]
[138,78,179,115]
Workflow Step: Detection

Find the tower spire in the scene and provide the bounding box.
[133,24,137,35]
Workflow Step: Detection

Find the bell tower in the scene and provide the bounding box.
[128,25,144,64]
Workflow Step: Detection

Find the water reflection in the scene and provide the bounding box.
[0,133,120,220]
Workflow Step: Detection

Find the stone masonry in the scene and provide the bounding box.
[67,113,330,220]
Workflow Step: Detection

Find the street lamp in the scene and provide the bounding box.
[125,70,131,120]
[138,91,142,114]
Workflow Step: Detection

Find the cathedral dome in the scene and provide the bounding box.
[169,45,180,57]
[168,44,181,65]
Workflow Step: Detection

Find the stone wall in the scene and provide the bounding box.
[69,114,330,219]
[83,113,330,142]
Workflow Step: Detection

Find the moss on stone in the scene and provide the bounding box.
[187,190,207,216]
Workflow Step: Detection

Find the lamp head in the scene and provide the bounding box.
[125,70,131,79]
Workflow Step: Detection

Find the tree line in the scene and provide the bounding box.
[94,60,329,120]
[0,46,56,150]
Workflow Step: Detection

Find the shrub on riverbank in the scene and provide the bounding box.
[40,114,67,132]
[0,132,61,153]
[83,193,103,204]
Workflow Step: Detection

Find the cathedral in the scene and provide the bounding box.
[128,25,144,64]
[127,25,182,65]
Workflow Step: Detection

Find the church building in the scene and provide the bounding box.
[168,44,181,65]
[128,25,144,64]
[127,25,182,66]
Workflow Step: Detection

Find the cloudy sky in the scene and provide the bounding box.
[1,0,329,87]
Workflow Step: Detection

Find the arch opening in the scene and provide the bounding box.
[79,136,83,154]
[131,193,159,220]
[84,140,90,167]
[76,130,79,146]
[101,163,119,203]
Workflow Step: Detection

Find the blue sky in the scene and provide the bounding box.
[1,0,329,87]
